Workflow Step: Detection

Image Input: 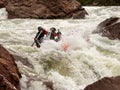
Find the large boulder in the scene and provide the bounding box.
[84,76,120,90]
[6,0,88,19]
[93,17,120,40]
[0,44,21,90]
[0,0,7,8]
[78,0,120,6]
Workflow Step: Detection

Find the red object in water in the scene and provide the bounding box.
[62,43,69,51]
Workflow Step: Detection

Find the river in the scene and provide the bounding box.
[0,6,120,90]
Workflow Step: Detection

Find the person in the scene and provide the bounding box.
[49,27,62,42]
[55,30,62,42]
[50,27,57,40]
[34,26,48,48]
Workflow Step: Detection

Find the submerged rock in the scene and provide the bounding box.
[26,75,53,90]
[13,54,34,69]
[0,44,21,90]
[84,76,120,90]
[6,0,88,19]
[93,17,120,40]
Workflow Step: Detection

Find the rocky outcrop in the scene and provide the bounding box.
[93,17,120,40]
[0,0,7,8]
[77,0,120,6]
[84,76,120,90]
[0,44,21,90]
[6,0,88,19]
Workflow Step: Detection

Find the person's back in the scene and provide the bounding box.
[36,31,46,40]
[34,26,48,47]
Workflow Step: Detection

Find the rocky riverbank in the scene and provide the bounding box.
[0,44,21,90]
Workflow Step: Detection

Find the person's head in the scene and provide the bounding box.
[50,27,56,32]
[38,26,43,31]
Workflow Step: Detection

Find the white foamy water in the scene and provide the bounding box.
[0,6,120,90]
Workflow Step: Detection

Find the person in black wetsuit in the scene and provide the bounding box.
[34,26,48,48]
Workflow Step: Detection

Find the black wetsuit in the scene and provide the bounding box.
[35,31,44,41]
[34,30,48,47]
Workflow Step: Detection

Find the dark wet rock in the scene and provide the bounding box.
[1,0,120,8]
[13,54,34,69]
[93,17,120,40]
[43,81,54,90]
[0,44,21,90]
[26,75,53,90]
[84,76,120,90]
[77,0,120,6]
[6,0,88,19]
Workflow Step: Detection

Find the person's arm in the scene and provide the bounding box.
[44,30,48,35]
[34,32,39,40]
[34,31,42,41]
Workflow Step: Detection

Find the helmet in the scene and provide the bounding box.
[38,26,42,31]
[50,27,56,32]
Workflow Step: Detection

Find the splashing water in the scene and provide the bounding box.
[0,6,120,90]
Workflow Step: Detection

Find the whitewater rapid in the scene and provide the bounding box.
[0,6,120,90]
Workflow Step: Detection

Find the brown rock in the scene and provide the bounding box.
[0,44,21,90]
[93,17,120,40]
[6,0,88,19]
[84,76,120,90]
[0,0,7,8]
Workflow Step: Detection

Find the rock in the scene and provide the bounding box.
[43,81,53,90]
[0,44,21,90]
[26,75,53,90]
[93,17,120,40]
[0,0,7,8]
[13,54,34,69]
[77,0,120,6]
[84,76,120,90]
[6,0,88,19]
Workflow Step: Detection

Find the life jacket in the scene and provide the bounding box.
[50,31,57,40]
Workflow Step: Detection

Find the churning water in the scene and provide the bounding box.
[0,6,120,90]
